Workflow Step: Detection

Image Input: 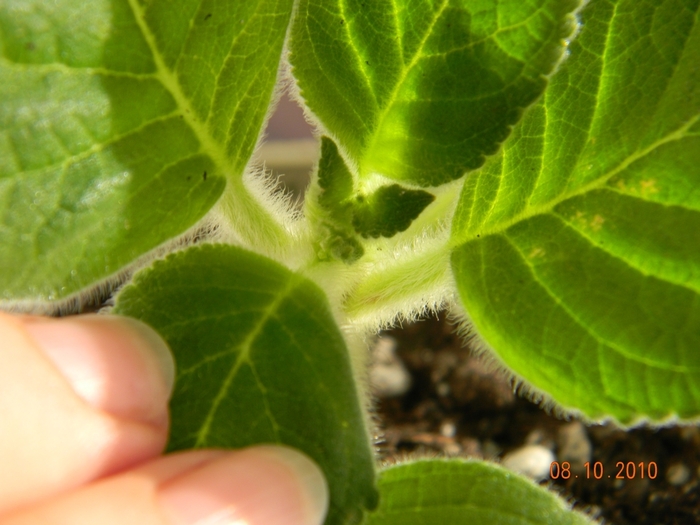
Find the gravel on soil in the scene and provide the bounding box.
[372,314,700,525]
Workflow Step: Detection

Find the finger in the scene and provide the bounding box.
[0,446,329,525]
[0,313,174,513]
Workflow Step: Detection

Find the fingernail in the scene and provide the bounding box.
[21,314,175,425]
[159,446,329,525]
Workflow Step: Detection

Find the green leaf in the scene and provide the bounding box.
[352,184,435,239]
[309,136,435,262]
[114,244,378,525]
[309,136,365,263]
[0,0,293,302]
[365,459,592,525]
[451,0,700,423]
[318,136,355,212]
[290,0,581,186]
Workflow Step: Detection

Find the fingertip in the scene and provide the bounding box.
[0,448,328,525]
[159,446,329,525]
[0,313,173,511]
[19,314,175,426]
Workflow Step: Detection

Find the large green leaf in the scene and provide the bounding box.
[451,0,700,423]
[0,0,292,302]
[365,459,592,525]
[114,244,378,525]
[290,0,581,186]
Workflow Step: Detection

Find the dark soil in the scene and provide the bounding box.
[375,314,700,525]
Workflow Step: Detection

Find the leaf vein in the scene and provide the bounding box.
[193,274,302,447]
[503,232,696,374]
[552,208,700,295]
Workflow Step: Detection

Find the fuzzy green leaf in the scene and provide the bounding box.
[310,136,365,262]
[352,185,435,238]
[114,244,378,525]
[0,0,292,302]
[451,0,700,423]
[318,136,355,212]
[310,136,435,260]
[290,0,581,186]
[365,459,592,525]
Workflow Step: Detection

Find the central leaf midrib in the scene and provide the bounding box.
[125,0,233,176]
[458,113,700,243]
[125,0,293,251]
[193,274,301,447]
[360,0,449,169]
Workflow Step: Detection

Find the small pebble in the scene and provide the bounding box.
[370,336,411,397]
[667,463,690,486]
[682,480,698,496]
[461,437,482,458]
[444,442,461,456]
[436,381,451,397]
[525,429,555,451]
[525,429,547,445]
[557,421,592,470]
[440,421,457,438]
[502,445,555,481]
[648,492,666,505]
[482,440,501,459]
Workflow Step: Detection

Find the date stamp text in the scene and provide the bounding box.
[550,461,658,480]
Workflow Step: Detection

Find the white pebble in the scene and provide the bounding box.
[436,382,451,397]
[557,421,592,469]
[444,441,461,456]
[482,440,501,459]
[441,421,457,438]
[667,463,690,486]
[502,445,556,481]
[369,336,411,397]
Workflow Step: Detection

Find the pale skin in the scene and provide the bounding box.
[0,313,328,525]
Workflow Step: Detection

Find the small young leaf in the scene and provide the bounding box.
[309,137,365,262]
[290,0,581,186]
[323,225,366,263]
[352,185,435,239]
[0,0,293,302]
[310,136,435,252]
[114,244,378,525]
[365,459,592,525]
[451,0,700,423]
[318,136,355,212]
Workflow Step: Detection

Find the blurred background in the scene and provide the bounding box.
[254,91,318,200]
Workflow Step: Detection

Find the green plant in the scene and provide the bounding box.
[2,0,698,523]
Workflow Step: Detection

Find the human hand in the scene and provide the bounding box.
[0,313,328,525]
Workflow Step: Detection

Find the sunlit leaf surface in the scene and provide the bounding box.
[290,0,580,186]
[0,0,292,301]
[451,0,700,423]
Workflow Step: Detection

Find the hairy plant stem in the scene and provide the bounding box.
[300,177,463,328]
[343,237,453,327]
[215,176,298,259]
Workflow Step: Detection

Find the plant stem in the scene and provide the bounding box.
[215,176,298,259]
[343,235,453,327]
